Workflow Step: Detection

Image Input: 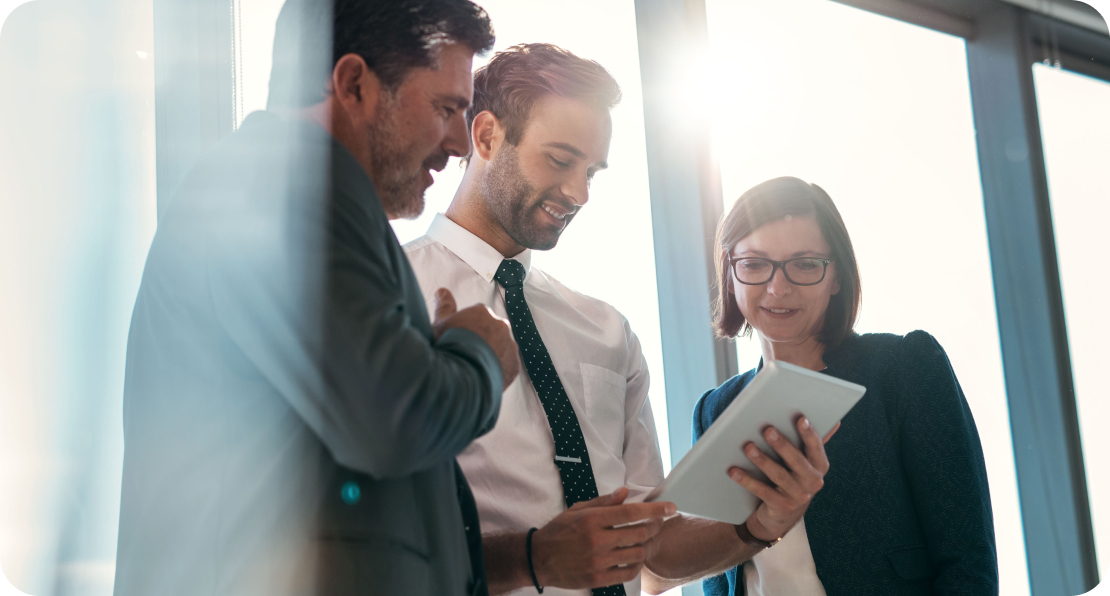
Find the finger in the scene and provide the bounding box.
[569,487,629,511]
[593,562,643,588]
[597,501,675,527]
[433,288,457,321]
[728,467,787,507]
[743,441,803,495]
[764,426,818,482]
[599,544,647,569]
[797,417,831,476]
[823,421,841,444]
[604,516,666,548]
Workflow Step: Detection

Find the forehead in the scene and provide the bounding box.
[735,215,830,253]
[399,43,475,100]
[519,95,612,162]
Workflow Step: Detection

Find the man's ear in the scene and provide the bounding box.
[470,110,501,162]
[330,53,383,123]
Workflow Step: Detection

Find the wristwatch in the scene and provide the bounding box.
[735,521,783,549]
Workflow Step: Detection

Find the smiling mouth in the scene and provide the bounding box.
[762,307,798,315]
[541,202,570,221]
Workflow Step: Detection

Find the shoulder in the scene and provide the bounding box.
[531,268,632,333]
[825,331,947,376]
[402,234,439,256]
[693,367,759,441]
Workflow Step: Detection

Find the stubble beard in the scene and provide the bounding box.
[481,143,569,251]
[365,95,429,220]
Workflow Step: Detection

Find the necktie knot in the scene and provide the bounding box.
[494,259,526,288]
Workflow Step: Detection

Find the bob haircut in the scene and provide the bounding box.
[713,176,862,348]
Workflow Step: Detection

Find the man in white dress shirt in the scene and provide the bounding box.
[404,43,833,595]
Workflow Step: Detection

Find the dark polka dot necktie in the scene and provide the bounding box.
[494,260,627,596]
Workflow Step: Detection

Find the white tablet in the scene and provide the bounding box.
[645,360,866,524]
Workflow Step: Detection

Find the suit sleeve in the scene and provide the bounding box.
[204,185,502,480]
[895,330,998,595]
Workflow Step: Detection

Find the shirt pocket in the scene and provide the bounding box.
[580,363,627,458]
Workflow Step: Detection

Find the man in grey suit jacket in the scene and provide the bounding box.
[113,2,518,595]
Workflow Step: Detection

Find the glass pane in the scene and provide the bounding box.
[1033,62,1110,581]
[0,2,157,594]
[704,0,1027,593]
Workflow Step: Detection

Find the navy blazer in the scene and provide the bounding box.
[693,331,998,596]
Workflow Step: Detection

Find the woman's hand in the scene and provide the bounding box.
[727,417,838,542]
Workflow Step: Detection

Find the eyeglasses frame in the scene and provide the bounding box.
[727,255,834,287]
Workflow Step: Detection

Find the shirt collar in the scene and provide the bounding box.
[426,213,532,284]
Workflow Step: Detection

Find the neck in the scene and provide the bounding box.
[445,167,526,258]
[757,333,827,371]
[273,102,386,212]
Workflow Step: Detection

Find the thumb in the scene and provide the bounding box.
[433,288,457,321]
[569,486,629,510]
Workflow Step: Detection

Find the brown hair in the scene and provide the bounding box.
[713,177,862,347]
[467,43,621,151]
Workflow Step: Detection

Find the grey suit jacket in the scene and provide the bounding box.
[113,111,502,596]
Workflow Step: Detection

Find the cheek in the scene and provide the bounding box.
[732,282,760,317]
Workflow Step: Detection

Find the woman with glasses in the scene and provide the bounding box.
[688,177,997,595]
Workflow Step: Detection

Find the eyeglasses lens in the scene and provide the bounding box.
[734,258,827,285]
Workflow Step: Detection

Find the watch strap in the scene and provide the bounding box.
[735,521,783,549]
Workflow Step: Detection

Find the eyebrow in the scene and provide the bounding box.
[435,93,471,110]
[735,249,826,258]
[544,142,609,170]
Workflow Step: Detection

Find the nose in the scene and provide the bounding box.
[766,265,792,297]
[441,111,470,158]
[561,173,590,208]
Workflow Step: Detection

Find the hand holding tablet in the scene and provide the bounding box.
[645,360,866,526]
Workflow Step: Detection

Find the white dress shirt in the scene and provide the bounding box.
[743,518,827,596]
[404,214,666,596]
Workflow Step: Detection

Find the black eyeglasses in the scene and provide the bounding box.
[728,256,833,286]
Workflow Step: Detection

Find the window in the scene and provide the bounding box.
[703,0,1028,592]
[1034,62,1110,581]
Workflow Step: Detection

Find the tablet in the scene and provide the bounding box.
[645,360,865,524]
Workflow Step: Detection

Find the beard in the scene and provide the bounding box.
[481,143,575,251]
[364,95,446,220]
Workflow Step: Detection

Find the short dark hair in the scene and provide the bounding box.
[713,176,862,348]
[267,0,496,109]
[468,43,621,149]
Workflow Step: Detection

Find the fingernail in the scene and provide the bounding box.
[731,469,744,480]
[611,488,622,498]
[766,427,779,441]
[800,417,811,429]
[746,445,759,457]
[666,504,677,515]
[436,288,447,298]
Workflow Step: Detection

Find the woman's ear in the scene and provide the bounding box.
[470,110,501,162]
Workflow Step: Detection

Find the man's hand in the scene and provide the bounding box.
[431,288,520,389]
[728,417,838,542]
[532,487,676,589]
